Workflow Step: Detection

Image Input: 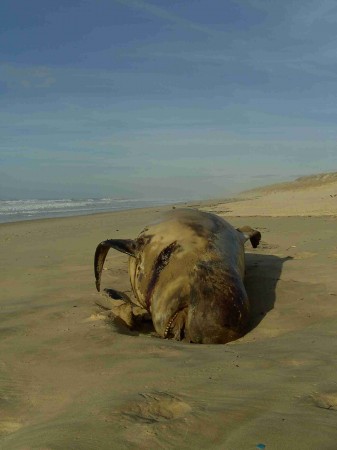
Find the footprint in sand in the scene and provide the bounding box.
[311,392,337,411]
[122,392,192,423]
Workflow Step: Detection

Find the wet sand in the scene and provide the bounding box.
[1,176,337,449]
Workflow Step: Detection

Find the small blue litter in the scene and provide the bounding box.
[256,444,266,450]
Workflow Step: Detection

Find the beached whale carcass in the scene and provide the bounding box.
[94,209,261,344]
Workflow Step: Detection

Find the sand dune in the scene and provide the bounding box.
[246,172,337,193]
[1,175,337,449]
[205,172,337,217]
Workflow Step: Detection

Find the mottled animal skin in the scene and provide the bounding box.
[94,209,261,344]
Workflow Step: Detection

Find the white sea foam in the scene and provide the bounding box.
[0,198,182,223]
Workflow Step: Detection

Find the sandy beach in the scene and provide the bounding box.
[1,174,337,449]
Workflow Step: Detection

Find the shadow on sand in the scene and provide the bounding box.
[244,253,292,332]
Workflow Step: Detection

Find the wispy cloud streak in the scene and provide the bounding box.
[0,63,55,89]
[114,0,220,37]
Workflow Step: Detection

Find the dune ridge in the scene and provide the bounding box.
[243,171,337,194]
[206,172,337,217]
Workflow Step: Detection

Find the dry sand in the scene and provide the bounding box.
[204,172,337,217]
[1,174,337,449]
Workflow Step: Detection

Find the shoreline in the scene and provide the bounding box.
[0,197,196,226]
[0,203,175,226]
[3,170,336,225]
[0,195,237,227]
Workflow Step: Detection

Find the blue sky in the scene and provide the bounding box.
[1,0,337,200]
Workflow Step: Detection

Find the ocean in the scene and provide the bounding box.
[0,198,183,224]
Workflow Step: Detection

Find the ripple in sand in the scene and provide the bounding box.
[293,251,317,259]
[311,392,337,411]
[122,392,192,423]
[0,421,23,435]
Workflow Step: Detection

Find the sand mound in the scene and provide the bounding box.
[206,171,337,217]
[244,172,337,195]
